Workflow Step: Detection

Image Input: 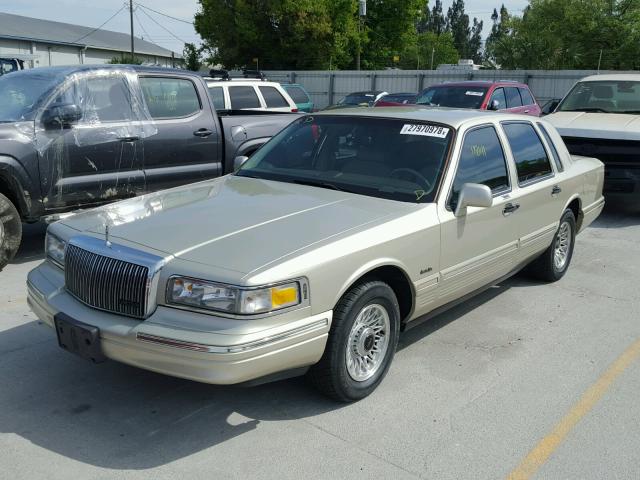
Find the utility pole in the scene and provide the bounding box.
[357,0,366,71]
[430,47,435,70]
[129,0,135,61]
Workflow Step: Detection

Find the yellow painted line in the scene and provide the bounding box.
[507,336,640,480]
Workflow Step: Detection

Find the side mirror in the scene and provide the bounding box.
[42,103,82,129]
[233,155,249,171]
[454,183,493,217]
[487,99,500,111]
[542,99,560,115]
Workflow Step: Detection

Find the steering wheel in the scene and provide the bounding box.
[389,168,432,190]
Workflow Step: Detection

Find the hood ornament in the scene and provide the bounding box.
[105,224,112,248]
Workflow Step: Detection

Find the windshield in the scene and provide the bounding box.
[416,86,488,109]
[379,93,417,104]
[0,71,59,122]
[558,80,640,114]
[236,115,453,203]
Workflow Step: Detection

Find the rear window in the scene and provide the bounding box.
[229,86,261,109]
[537,123,564,172]
[285,86,310,103]
[417,86,488,109]
[503,122,553,183]
[505,87,522,108]
[259,86,289,108]
[139,77,201,118]
[519,87,535,106]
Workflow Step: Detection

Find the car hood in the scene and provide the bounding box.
[61,175,418,275]
[546,111,640,141]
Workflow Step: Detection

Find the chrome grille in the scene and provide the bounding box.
[65,244,150,318]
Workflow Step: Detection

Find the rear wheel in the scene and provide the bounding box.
[308,280,400,402]
[527,208,576,282]
[0,193,22,271]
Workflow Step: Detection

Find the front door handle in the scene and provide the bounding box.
[193,128,213,137]
[551,185,562,196]
[118,136,139,142]
[524,109,530,114]
[502,202,520,216]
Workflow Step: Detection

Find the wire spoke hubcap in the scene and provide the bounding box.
[554,221,572,270]
[346,304,390,382]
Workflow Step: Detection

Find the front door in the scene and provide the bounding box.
[38,72,144,210]
[437,124,520,307]
[139,75,221,192]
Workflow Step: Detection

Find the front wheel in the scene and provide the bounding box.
[0,193,22,271]
[308,280,400,402]
[527,208,576,282]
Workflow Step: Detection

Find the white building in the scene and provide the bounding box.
[0,12,181,68]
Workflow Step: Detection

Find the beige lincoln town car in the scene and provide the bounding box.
[27,108,605,401]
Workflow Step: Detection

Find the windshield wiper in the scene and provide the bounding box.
[291,179,348,192]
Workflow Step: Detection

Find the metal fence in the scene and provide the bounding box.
[264,69,637,109]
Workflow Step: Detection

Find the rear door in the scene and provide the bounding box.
[139,75,222,192]
[436,124,519,308]
[500,121,563,264]
[518,87,541,116]
[38,71,144,210]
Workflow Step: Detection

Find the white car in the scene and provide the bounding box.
[205,78,298,113]
[545,74,640,201]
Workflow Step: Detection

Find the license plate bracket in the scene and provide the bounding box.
[54,313,107,363]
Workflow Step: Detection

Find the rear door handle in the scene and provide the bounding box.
[502,203,520,216]
[551,185,562,196]
[193,128,213,137]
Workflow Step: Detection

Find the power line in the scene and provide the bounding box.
[137,6,188,44]
[70,5,126,44]
[133,8,154,43]
[135,3,194,25]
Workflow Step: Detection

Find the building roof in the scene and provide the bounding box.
[0,12,178,58]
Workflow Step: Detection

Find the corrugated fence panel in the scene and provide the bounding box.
[265,69,638,109]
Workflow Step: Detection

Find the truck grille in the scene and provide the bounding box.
[562,136,640,167]
[65,244,150,318]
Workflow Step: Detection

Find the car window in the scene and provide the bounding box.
[489,88,507,109]
[503,122,553,183]
[229,86,262,109]
[285,86,310,103]
[259,86,289,108]
[417,86,488,109]
[505,87,522,108]
[537,123,564,172]
[450,126,510,208]
[208,86,225,110]
[519,87,535,106]
[237,116,454,204]
[139,77,201,119]
[558,80,640,113]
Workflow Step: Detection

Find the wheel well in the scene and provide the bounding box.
[0,175,22,217]
[357,265,414,323]
[567,198,582,230]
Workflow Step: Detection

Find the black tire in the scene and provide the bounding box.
[527,208,576,282]
[0,193,22,271]
[308,280,400,402]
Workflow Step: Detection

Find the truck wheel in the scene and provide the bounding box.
[527,209,576,282]
[0,193,22,271]
[308,280,400,402]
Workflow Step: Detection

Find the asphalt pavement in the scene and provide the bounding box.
[1,205,639,480]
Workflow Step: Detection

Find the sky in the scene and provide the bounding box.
[0,0,531,55]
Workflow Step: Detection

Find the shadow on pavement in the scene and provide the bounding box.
[11,222,47,265]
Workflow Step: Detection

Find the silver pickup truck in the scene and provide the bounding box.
[0,65,298,269]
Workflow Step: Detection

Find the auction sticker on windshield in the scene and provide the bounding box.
[400,124,449,138]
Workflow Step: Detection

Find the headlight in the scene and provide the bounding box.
[167,277,302,315]
[45,232,66,268]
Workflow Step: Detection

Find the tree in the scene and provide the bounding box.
[491,0,640,70]
[469,18,483,64]
[194,0,360,70]
[484,4,509,67]
[427,0,446,35]
[446,0,470,58]
[183,43,203,71]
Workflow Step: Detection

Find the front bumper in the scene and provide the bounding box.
[27,262,332,385]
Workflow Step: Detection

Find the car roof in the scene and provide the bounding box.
[3,64,197,79]
[203,78,283,87]
[426,80,527,88]
[579,74,640,82]
[347,91,386,96]
[314,106,535,129]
